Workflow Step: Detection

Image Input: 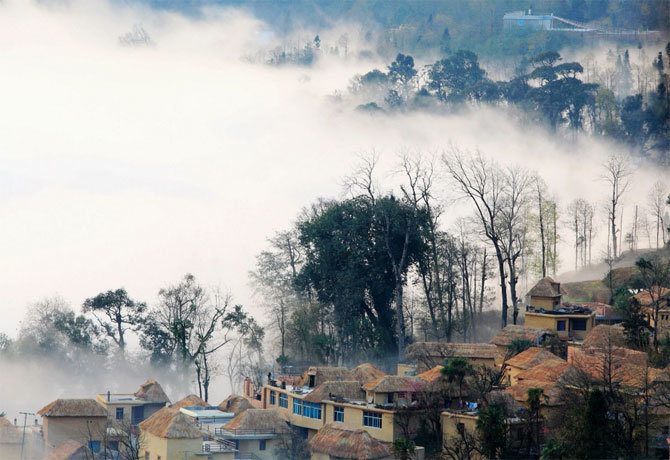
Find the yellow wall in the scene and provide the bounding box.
[525,312,595,340]
[236,438,280,460]
[0,443,21,460]
[142,431,204,460]
[263,387,324,431]
[322,404,394,443]
[43,416,107,450]
[397,363,416,376]
[506,365,524,386]
[530,296,559,311]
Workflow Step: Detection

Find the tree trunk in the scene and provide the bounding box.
[494,242,509,328]
[538,188,546,277]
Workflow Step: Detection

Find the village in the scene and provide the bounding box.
[1,274,669,460]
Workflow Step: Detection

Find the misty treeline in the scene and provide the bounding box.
[0,275,265,402]
[165,0,668,59]
[252,149,670,367]
[346,44,670,164]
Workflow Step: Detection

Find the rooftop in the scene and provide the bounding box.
[303,380,366,404]
[298,366,350,388]
[38,399,107,418]
[528,276,562,298]
[490,325,556,347]
[135,378,171,404]
[309,424,392,460]
[171,394,208,409]
[405,342,501,362]
[217,394,261,415]
[506,347,564,370]
[632,286,670,306]
[138,407,202,439]
[221,409,289,437]
[582,324,626,348]
[362,375,425,393]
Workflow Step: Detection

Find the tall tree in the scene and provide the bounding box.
[602,152,631,259]
[82,288,146,354]
[648,181,668,248]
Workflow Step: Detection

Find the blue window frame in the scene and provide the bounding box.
[293,398,302,415]
[302,402,322,419]
[556,320,566,331]
[259,440,266,451]
[88,441,101,453]
[116,407,124,420]
[363,411,382,429]
[108,441,119,451]
[270,391,276,405]
[334,406,344,423]
[279,393,288,408]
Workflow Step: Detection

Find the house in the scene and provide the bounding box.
[138,407,234,460]
[216,409,289,460]
[506,359,570,419]
[504,347,565,385]
[0,416,22,460]
[308,424,396,460]
[632,286,670,334]
[362,376,425,407]
[525,277,596,342]
[399,343,501,375]
[38,399,108,453]
[262,365,426,444]
[217,395,261,416]
[96,378,170,427]
[489,325,557,358]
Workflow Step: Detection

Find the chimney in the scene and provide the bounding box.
[107,391,111,402]
[13,418,17,426]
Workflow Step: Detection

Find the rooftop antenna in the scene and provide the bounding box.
[19,411,35,460]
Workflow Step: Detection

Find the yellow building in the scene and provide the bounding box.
[399,342,502,375]
[216,409,288,460]
[524,277,596,342]
[138,407,234,460]
[37,399,108,453]
[263,365,426,443]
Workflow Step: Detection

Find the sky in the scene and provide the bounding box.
[0,0,668,340]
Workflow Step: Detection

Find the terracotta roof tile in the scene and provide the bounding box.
[506,347,564,370]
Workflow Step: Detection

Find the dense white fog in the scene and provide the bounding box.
[0,0,668,416]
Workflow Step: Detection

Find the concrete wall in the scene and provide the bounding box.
[43,416,107,451]
[142,432,206,460]
[529,296,558,311]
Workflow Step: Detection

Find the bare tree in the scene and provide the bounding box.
[648,181,668,248]
[443,148,510,328]
[602,153,631,259]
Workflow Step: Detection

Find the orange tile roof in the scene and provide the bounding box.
[515,359,570,383]
[505,347,563,370]
[582,325,626,348]
[568,346,653,389]
[417,365,444,382]
[506,379,562,406]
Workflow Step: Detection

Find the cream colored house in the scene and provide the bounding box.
[97,378,171,427]
[37,399,108,453]
[216,409,288,460]
[138,407,234,460]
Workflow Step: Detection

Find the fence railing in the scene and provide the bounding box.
[215,428,279,437]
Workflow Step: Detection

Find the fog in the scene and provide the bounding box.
[0,0,668,419]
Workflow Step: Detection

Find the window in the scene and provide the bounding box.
[387,393,394,404]
[363,411,382,429]
[259,440,266,451]
[270,391,276,405]
[88,441,100,453]
[107,441,119,451]
[308,375,315,387]
[293,398,302,415]
[572,318,587,331]
[302,401,322,419]
[279,393,288,408]
[457,423,465,435]
[556,320,566,331]
[144,451,149,460]
[334,406,344,423]
[116,407,124,420]
[157,457,161,460]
